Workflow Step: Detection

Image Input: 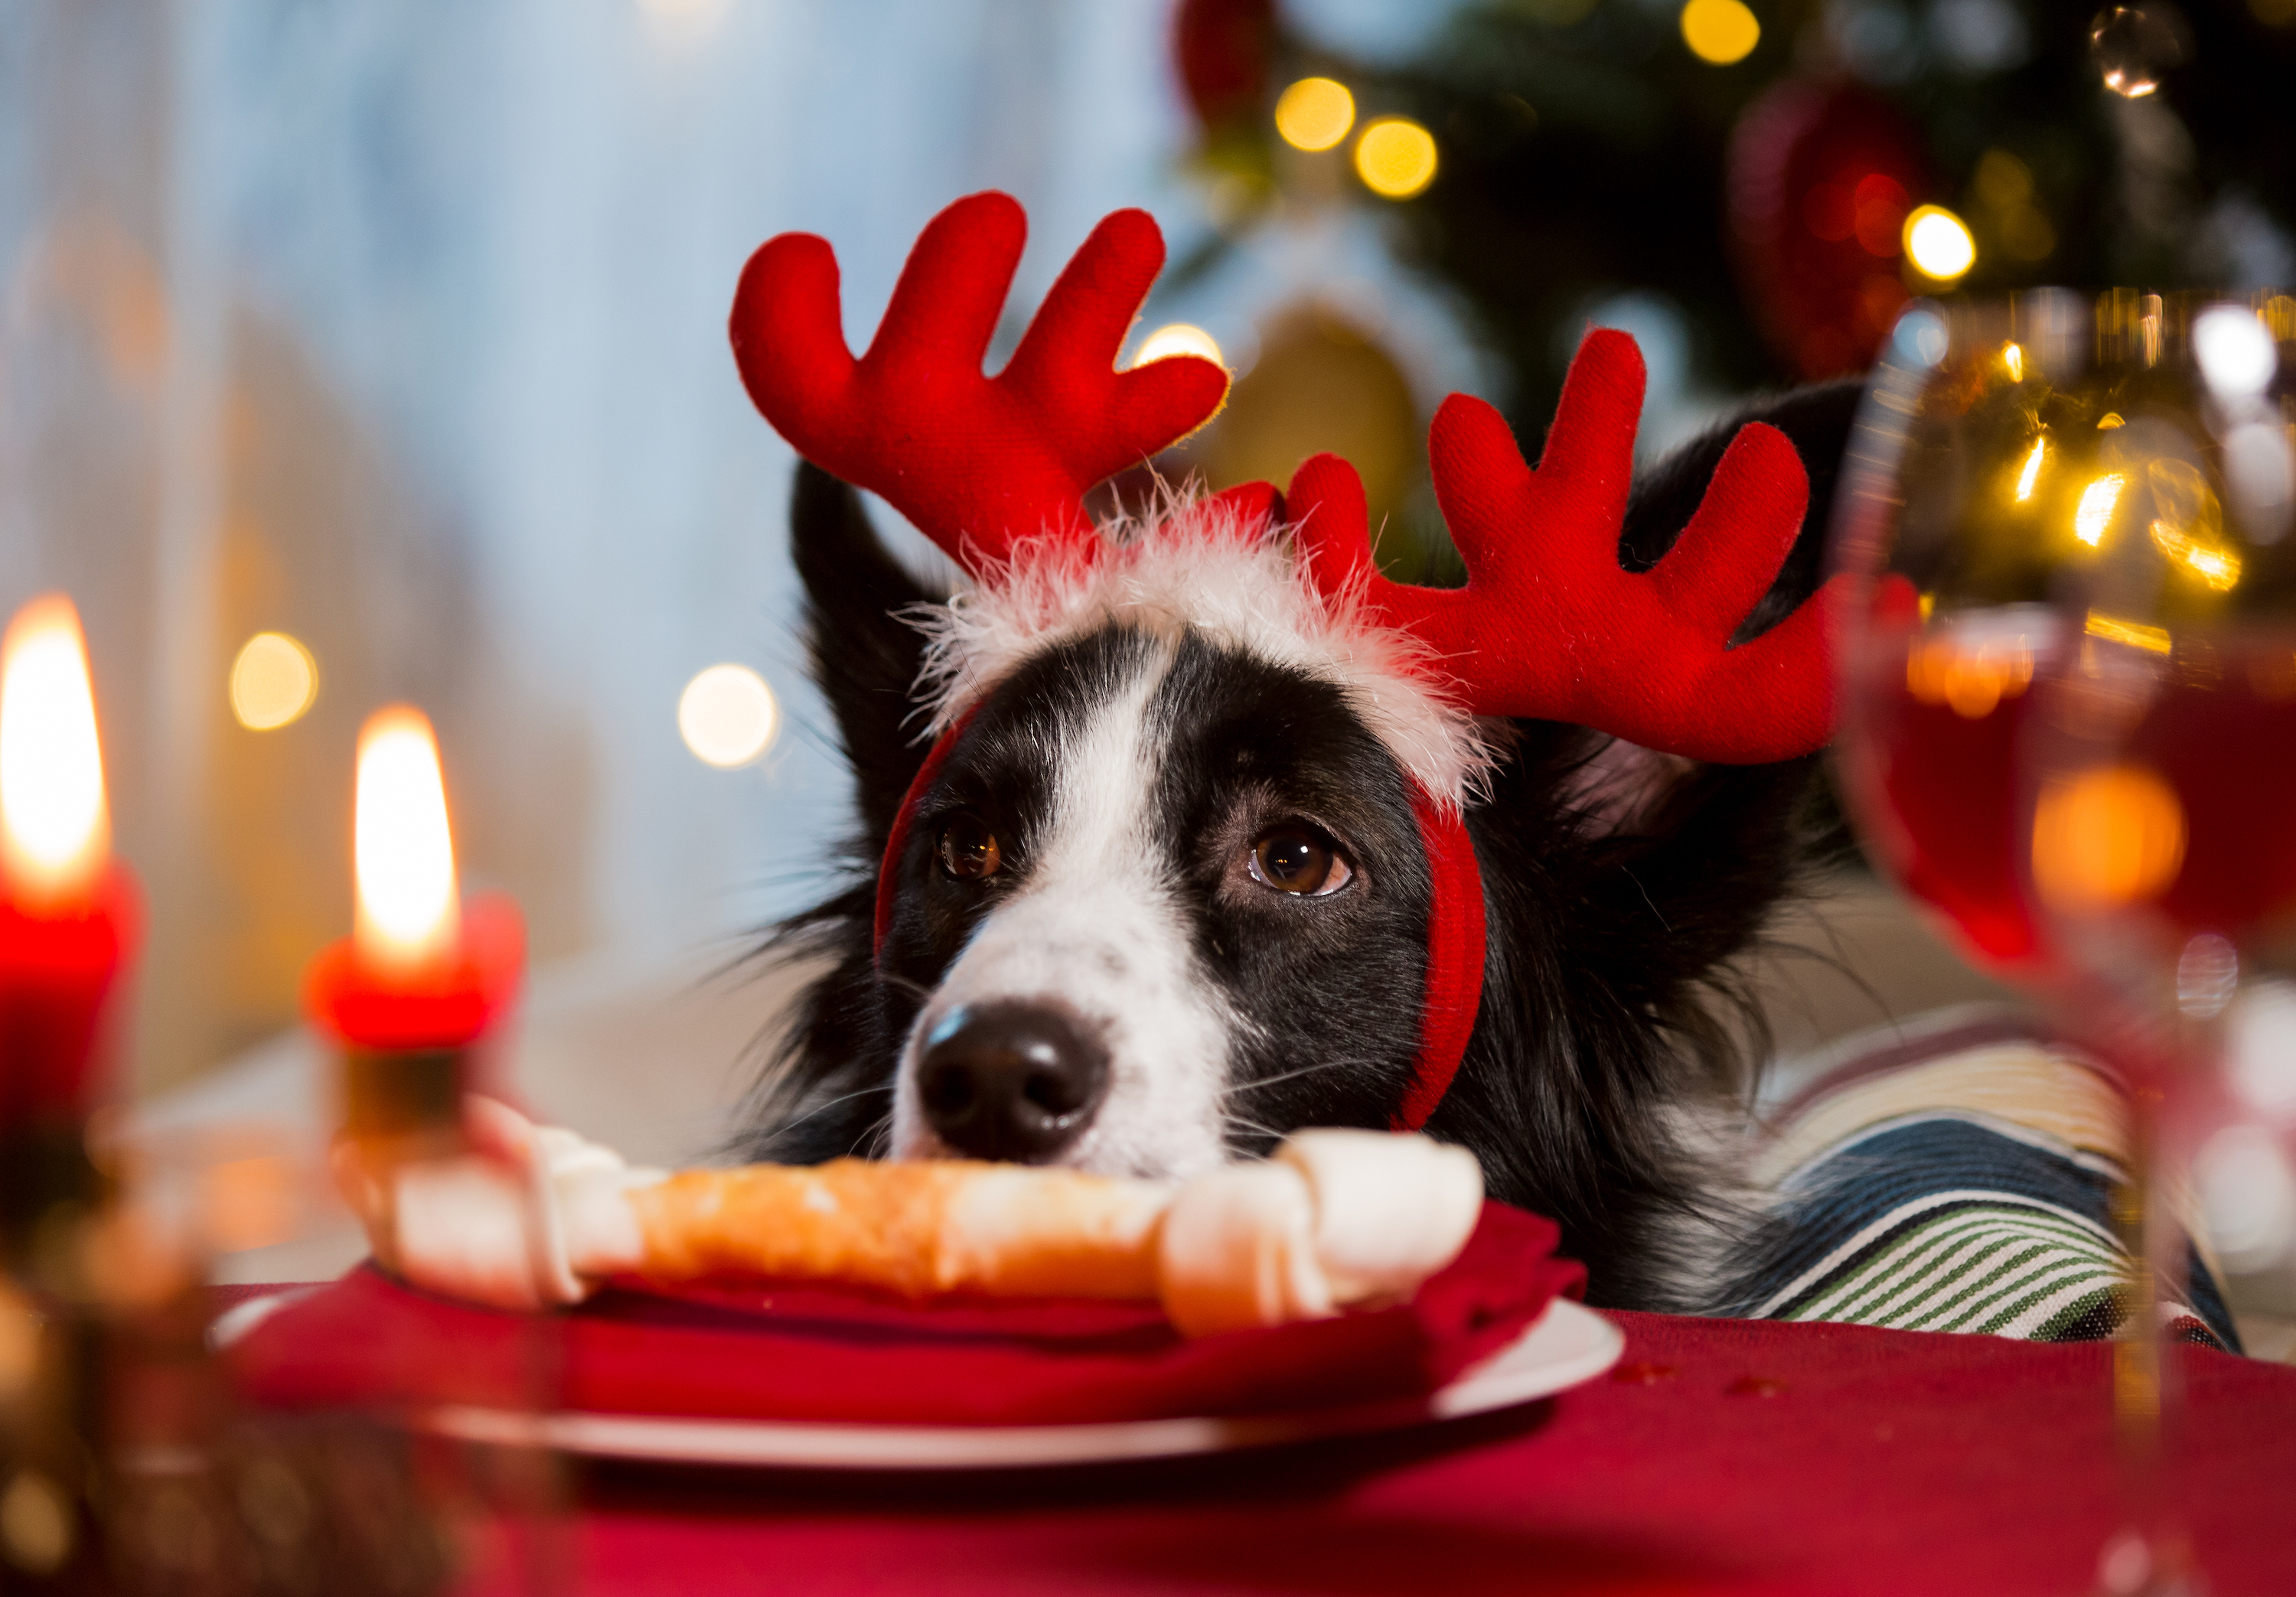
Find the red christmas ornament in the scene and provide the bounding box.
[1172,0,1277,132]
[1727,80,1933,380]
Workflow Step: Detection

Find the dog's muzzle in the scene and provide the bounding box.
[915,999,1110,1162]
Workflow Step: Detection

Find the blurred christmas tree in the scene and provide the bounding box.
[1171,0,2296,437]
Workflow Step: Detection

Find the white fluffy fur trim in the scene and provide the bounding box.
[912,487,1499,810]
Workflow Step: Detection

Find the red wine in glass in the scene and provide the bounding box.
[1831,289,2296,1597]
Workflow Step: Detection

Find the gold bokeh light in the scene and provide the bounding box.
[2073,474,2125,546]
[1680,0,1760,64]
[230,631,318,730]
[1274,77,1355,152]
[2014,436,2047,502]
[2151,521,2242,591]
[1354,118,1438,200]
[2084,611,2172,654]
[1903,205,1976,282]
[2144,458,2239,590]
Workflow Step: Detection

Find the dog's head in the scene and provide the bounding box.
[732,193,1857,1294]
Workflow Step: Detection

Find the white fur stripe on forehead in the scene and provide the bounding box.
[910,487,1500,810]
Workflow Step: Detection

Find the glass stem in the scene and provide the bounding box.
[2102,1088,2194,1597]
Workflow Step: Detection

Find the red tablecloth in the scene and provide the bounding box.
[547,1310,2295,1597]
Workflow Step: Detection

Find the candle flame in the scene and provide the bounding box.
[353,706,460,973]
[0,595,110,904]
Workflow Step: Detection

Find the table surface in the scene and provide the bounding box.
[499,1307,2296,1597]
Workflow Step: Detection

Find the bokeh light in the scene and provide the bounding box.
[1274,77,1355,152]
[679,664,779,768]
[2073,474,2125,546]
[2014,436,2047,502]
[2083,610,2170,654]
[229,631,319,730]
[2030,763,2186,909]
[1680,0,1760,64]
[2193,305,2278,397]
[1353,118,1438,200]
[1132,324,1225,370]
[1903,205,1976,282]
[2196,1124,2296,1272]
[1903,632,2034,719]
[2229,982,2296,1115]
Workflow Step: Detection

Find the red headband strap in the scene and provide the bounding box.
[1396,788,1487,1131]
[872,722,1486,1126]
[872,711,977,962]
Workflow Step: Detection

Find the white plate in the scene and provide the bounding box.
[413,1297,1623,1471]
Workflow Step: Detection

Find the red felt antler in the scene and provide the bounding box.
[1287,329,1841,764]
[729,191,1231,571]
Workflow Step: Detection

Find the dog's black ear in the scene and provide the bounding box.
[791,461,943,852]
[1619,377,1865,637]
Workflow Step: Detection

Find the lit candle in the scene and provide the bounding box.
[304,707,523,1143]
[0,595,140,1137]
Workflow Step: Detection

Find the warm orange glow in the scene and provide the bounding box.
[0,595,109,905]
[2145,457,2240,591]
[200,1154,300,1253]
[2001,342,2024,383]
[2014,435,2047,502]
[2073,474,2125,546]
[353,706,460,974]
[2083,611,2173,654]
[2031,764,2186,909]
[2151,519,2242,590]
[1906,632,2035,719]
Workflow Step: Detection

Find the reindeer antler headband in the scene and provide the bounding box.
[731,191,1841,1133]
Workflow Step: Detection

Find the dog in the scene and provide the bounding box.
[724,194,1862,1312]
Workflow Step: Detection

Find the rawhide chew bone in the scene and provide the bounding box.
[346,1101,1486,1338]
[626,1159,1172,1300]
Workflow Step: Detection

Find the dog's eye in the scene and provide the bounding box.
[1247,826,1352,897]
[936,813,1003,881]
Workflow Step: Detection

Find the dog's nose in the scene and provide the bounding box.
[916,1000,1109,1162]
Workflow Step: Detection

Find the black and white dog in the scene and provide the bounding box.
[732,379,1860,1312]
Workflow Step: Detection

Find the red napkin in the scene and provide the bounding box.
[227,1201,1582,1427]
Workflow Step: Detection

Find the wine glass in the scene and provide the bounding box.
[1830,288,2296,1596]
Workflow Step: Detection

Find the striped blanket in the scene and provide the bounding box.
[1728,1009,2241,1351]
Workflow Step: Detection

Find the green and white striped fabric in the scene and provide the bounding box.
[1730,1013,2237,1350]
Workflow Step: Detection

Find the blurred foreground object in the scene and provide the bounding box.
[0,593,141,1590]
[1831,290,2296,1595]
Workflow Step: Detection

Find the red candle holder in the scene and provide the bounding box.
[0,865,141,1137]
[303,891,524,1148]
